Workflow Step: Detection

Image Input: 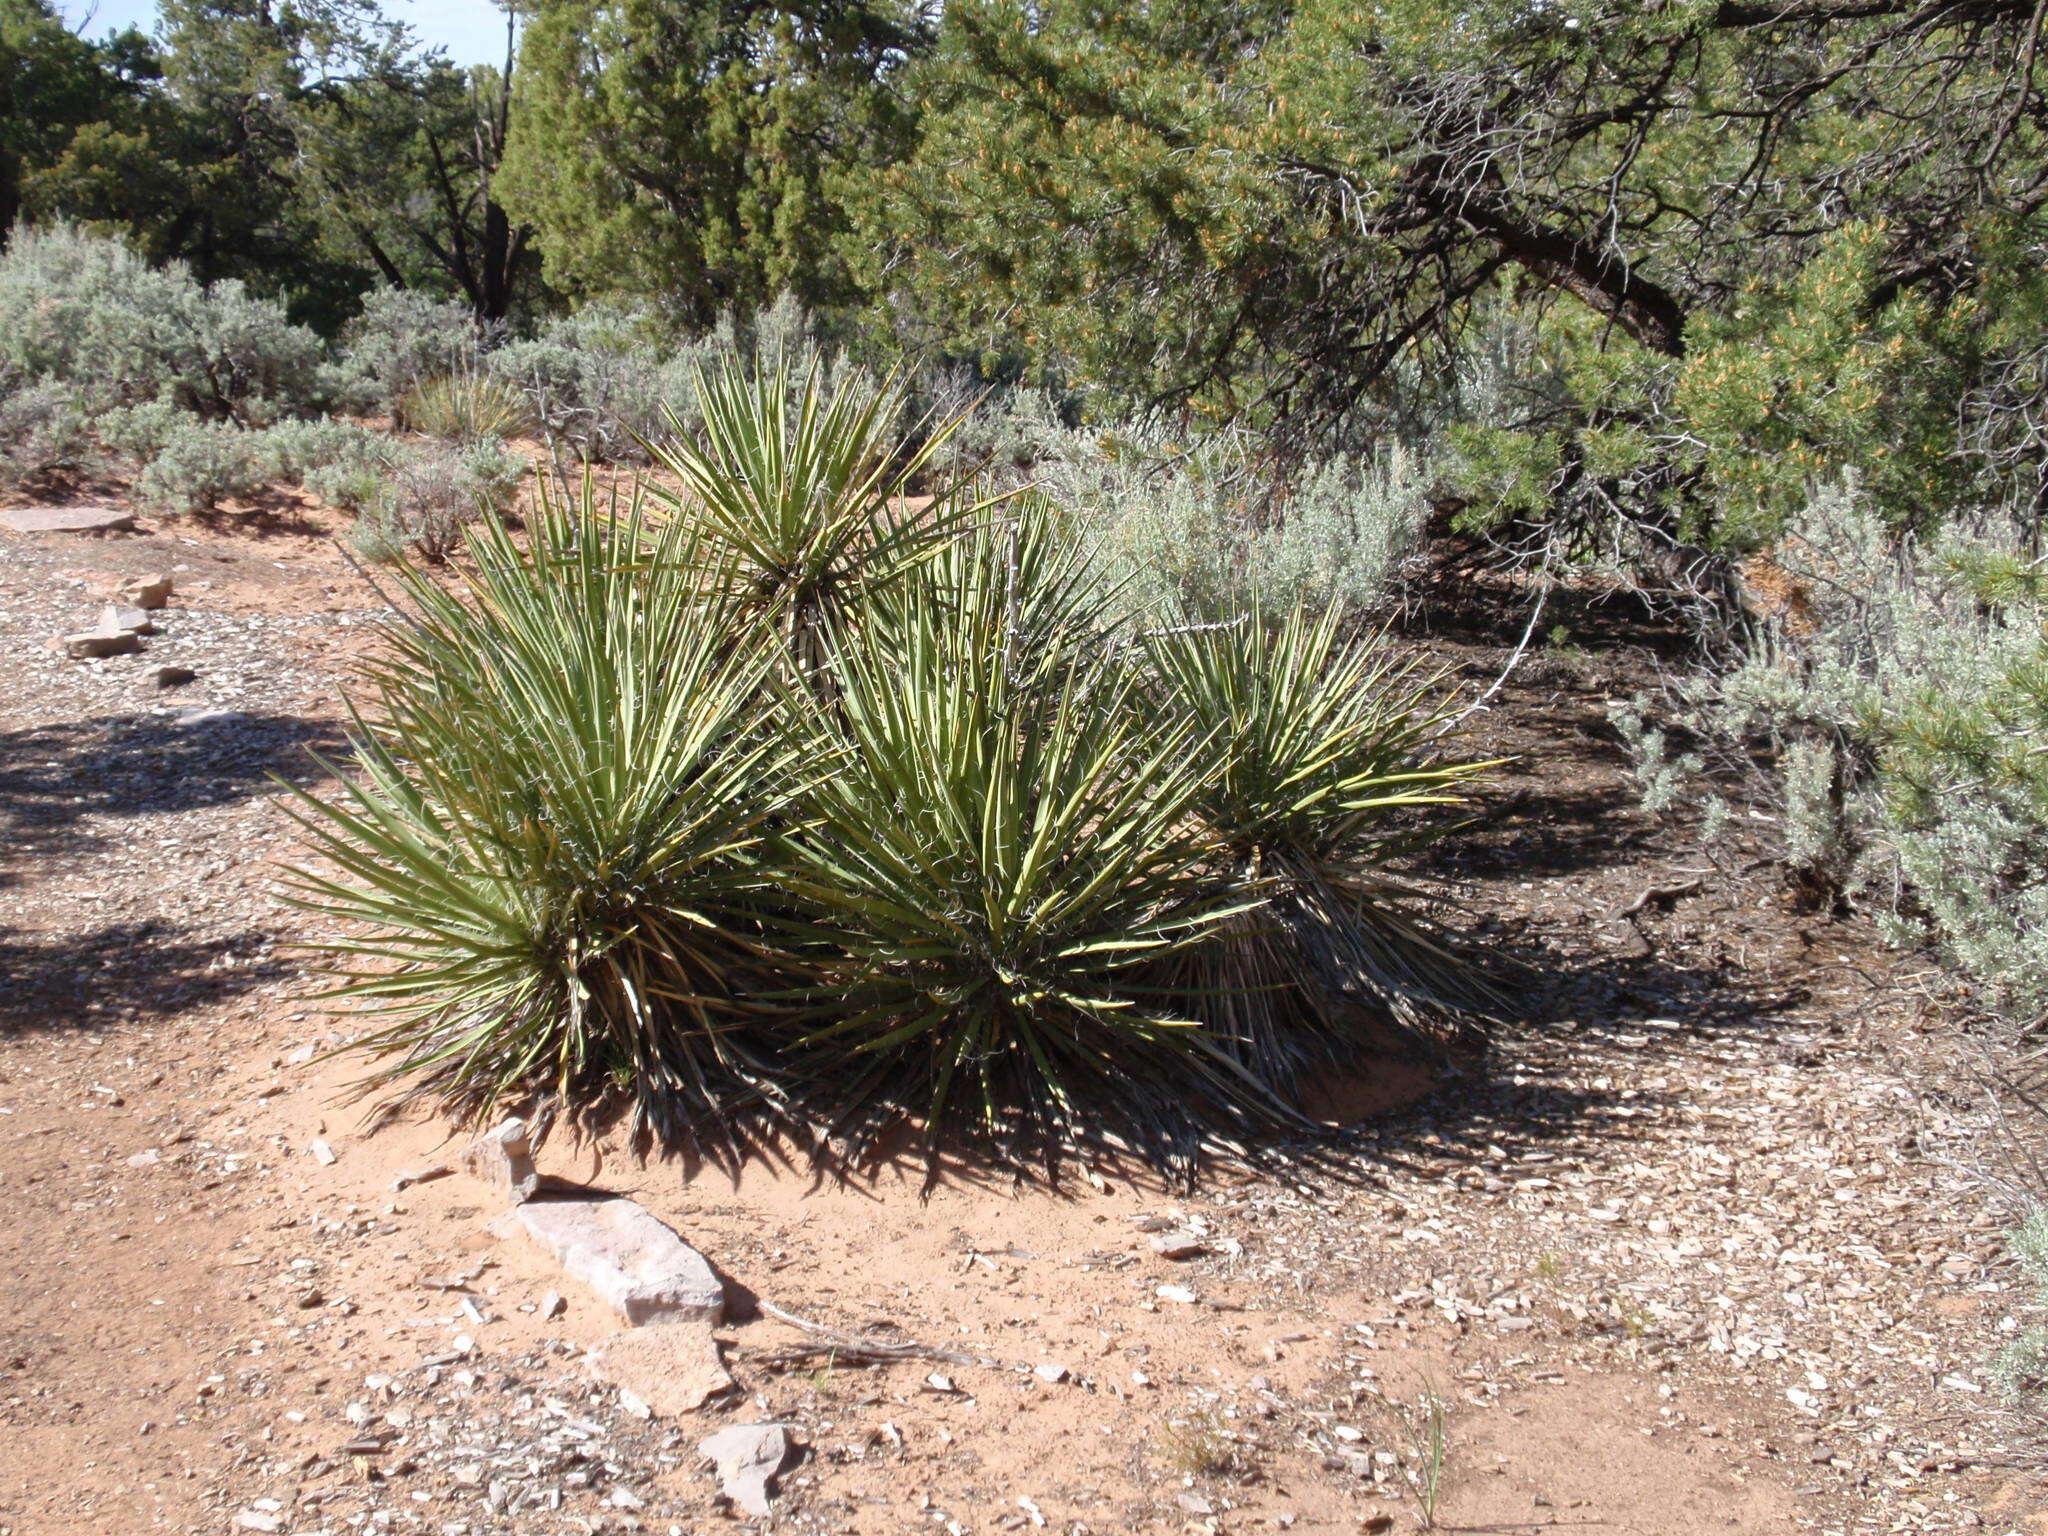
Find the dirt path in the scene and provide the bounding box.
[0,518,2040,1536]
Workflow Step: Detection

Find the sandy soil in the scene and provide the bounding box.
[1,508,2043,1536]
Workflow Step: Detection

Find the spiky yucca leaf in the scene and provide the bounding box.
[782,516,1274,1171]
[644,357,994,669]
[399,368,536,442]
[1145,603,1498,1080]
[279,478,807,1143]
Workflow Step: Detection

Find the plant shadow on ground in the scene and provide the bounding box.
[1247,564,1837,1188]
[0,708,346,890]
[0,919,296,1035]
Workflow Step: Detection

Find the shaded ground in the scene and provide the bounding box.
[0,513,2040,1536]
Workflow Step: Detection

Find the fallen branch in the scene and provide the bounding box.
[1613,878,1703,919]
[1440,578,1550,735]
[756,1300,1004,1369]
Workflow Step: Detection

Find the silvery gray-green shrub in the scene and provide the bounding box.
[0,373,91,490]
[0,224,339,424]
[1618,479,2048,1022]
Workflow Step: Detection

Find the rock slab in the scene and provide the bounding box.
[1,506,137,534]
[62,630,141,659]
[585,1320,734,1415]
[698,1424,794,1516]
[514,1196,724,1327]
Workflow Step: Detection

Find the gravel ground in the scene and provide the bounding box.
[1,521,2042,1536]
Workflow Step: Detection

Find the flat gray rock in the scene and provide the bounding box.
[60,630,141,659]
[586,1320,734,1415]
[1,506,137,534]
[514,1196,724,1327]
[698,1424,795,1516]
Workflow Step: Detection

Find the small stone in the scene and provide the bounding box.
[1177,1492,1214,1516]
[60,630,141,660]
[1033,1362,1069,1384]
[119,573,174,609]
[1149,1233,1207,1260]
[149,665,197,689]
[513,1196,724,1327]
[462,1116,539,1203]
[307,1139,337,1166]
[585,1321,733,1415]
[126,1149,160,1167]
[100,603,156,634]
[698,1423,796,1517]
[540,1290,565,1318]
[1156,1284,1198,1304]
[2,505,136,534]
[234,1513,283,1533]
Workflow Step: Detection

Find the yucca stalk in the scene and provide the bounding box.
[781,515,1275,1174]
[278,476,809,1144]
[1145,603,1499,1085]
[644,355,996,676]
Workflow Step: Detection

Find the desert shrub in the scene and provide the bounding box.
[1619,480,2048,1020]
[1037,430,1429,622]
[97,400,187,462]
[339,289,489,408]
[1992,1210,2048,1400]
[399,369,538,442]
[255,418,392,485]
[132,420,267,514]
[488,296,839,464]
[1146,604,1497,1092]
[282,493,803,1141]
[909,367,1076,482]
[287,359,1488,1174]
[0,224,336,424]
[0,373,92,489]
[780,507,1261,1163]
[489,306,711,462]
[642,357,978,662]
[347,439,526,562]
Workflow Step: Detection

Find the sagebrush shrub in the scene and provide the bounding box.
[0,224,336,424]
[1992,1209,2048,1400]
[132,420,267,514]
[1034,429,1428,622]
[488,306,709,462]
[0,373,91,489]
[255,418,393,487]
[1620,480,2048,1019]
[339,289,490,408]
[347,439,526,562]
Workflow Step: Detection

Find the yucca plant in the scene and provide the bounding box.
[780,515,1276,1173]
[645,356,995,674]
[399,367,537,442]
[278,477,809,1145]
[1145,603,1498,1088]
